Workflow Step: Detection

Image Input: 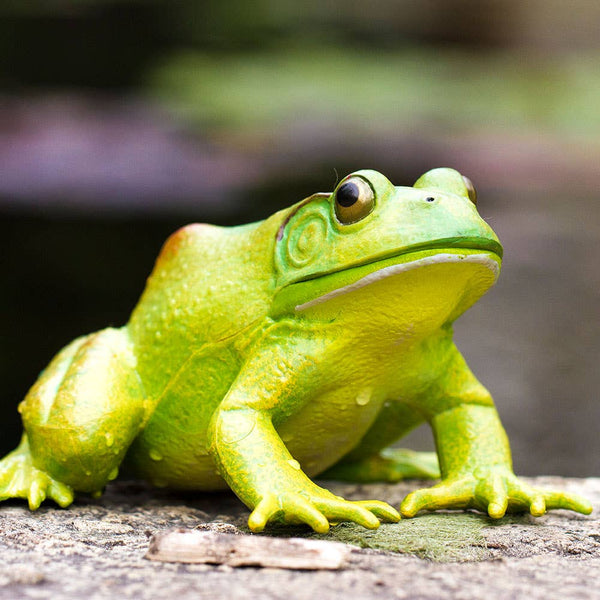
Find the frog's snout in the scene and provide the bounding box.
[388,184,503,259]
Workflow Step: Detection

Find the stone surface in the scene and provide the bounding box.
[0,477,598,599]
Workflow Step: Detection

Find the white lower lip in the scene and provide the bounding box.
[295,253,499,312]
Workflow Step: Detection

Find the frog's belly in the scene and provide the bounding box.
[126,431,229,491]
[275,386,385,477]
[125,342,240,490]
[126,385,383,490]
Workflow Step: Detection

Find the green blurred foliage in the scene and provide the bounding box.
[148,48,600,140]
[2,0,599,138]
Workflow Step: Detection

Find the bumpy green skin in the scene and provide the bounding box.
[0,168,591,532]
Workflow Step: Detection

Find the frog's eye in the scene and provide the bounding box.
[462,175,477,205]
[334,178,375,224]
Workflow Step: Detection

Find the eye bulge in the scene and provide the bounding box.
[462,175,477,205]
[334,177,375,224]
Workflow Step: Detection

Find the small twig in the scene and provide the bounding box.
[145,529,351,570]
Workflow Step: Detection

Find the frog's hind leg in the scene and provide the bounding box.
[0,334,88,508]
[320,401,440,483]
[322,448,440,483]
[2,327,147,507]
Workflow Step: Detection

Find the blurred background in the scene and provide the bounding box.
[1,0,598,477]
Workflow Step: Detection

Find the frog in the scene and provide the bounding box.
[0,168,591,533]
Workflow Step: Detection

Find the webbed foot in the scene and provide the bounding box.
[400,466,592,518]
[322,449,440,483]
[248,490,400,533]
[0,435,74,509]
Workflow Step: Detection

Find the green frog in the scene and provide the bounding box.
[0,168,591,532]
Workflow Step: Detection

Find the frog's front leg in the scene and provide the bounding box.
[0,327,147,507]
[209,324,400,533]
[400,344,592,518]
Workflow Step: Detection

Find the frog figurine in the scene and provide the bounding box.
[0,168,591,532]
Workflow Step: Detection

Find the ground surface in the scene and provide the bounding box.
[0,477,598,599]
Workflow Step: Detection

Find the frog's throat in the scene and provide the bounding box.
[294,252,499,313]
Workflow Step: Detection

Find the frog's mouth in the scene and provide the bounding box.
[271,237,502,316]
[295,250,499,312]
[303,237,502,283]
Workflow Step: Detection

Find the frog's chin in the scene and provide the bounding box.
[294,252,499,313]
[270,246,501,321]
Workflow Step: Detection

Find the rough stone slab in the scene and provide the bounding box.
[0,477,597,599]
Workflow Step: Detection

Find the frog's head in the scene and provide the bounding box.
[271,168,502,323]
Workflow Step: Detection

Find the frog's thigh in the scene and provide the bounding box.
[22,327,146,493]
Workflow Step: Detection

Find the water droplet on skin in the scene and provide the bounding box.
[149,449,163,461]
[355,388,372,406]
[155,331,162,340]
[17,402,24,414]
[85,470,92,477]
[108,467,118,481]
[287,459,301,470]
[104,432,114,447]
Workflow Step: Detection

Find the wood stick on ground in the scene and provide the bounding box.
[146,529,352,570]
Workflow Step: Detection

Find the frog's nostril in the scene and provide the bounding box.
[425,197,436,203]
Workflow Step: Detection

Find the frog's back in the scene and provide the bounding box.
[127,213,282,397]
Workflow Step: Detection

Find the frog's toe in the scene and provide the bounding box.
[28,479,46,510]
[539,490,592,515]
[2,468,74,510]
[0,436,74,509]
[313,497,381,530]
[48,481,75,508]
[486,475,592,517]
[282,494,331,533]
[248,492,398,532]
[248,494,330,533]
[353,500,401,523]
[400,480,473,517]
[478,471,509,518]
[528,495,546,517]
[248,495,279,532]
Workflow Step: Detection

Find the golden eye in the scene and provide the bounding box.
[462,175,477,205]
[334,178,375,224]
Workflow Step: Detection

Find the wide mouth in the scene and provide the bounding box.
[291,236,503,285]
[295,251,500,313]
[271,237,502,316]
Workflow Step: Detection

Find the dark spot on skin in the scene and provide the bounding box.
[425,197,435,203]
